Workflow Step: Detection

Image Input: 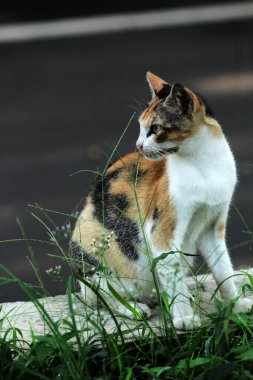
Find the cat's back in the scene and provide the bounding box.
[72,152,169,243]
[94,152,168,220]
[71,152,170,276]
[106,151,166,188]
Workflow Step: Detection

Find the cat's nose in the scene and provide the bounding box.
[136,143,143,151]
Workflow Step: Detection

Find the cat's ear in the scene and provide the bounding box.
[146,71,170,100]
[165,83,194,116]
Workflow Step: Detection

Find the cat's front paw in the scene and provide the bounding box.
[117,302,152,320]
[173,314,201,330]
[233,297,253,313]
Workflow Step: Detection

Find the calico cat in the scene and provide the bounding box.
[70,71,253,330]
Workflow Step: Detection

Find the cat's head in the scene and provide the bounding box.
[136,71,215,160]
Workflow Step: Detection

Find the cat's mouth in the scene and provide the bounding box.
[163,147,179,154]
[142,147,179,160]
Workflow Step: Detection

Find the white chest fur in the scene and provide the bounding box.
[167,126,237,207]
[166,126,237,249]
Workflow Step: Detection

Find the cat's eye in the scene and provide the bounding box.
[147,124,162,137]
[151,124,162,133]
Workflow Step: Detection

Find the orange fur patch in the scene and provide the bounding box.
[204,116,223,138]
[185,88,201,113]
[146,71,168,94]
[217,223,226,239]
[140,98,162,121]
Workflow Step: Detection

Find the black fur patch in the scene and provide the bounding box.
[180,90,193,115]
[113,215,140,261]
[151,207,159,233]
[69,241,100,277]
[92,169,120,223]
[195,92,215,118]
[155,129,169,144]
[155,83,172,99]
[170,84,193,115]
[91,170,140,261]
[155,104,182,126]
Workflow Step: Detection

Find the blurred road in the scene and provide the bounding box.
[0,18,253,301]
[0,1,242,23]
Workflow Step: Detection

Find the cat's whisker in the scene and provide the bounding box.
[140,97,149,106]
[128,96,146,114]
[125,104,142,116]
[135,98,148,111]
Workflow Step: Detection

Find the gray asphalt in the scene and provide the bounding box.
[1,19,253,301]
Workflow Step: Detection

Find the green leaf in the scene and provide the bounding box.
[151,251,197,271]
[125,367,133,380]
[35,344,55,363]
[151,251,177,271]
[177,359,187,369]
[189,357,211,368]
[35,335,58,349]
[161,291,171,313]
[150,366,171,375]
[244,272,253,289]
[237,350,253,361]
[141,366,172,378]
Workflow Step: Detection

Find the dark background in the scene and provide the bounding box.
[0,1,243,23]
[0,3,253,302]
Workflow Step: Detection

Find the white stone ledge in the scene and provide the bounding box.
[1,269,253,346]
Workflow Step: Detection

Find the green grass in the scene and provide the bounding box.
[1,117,253,379]
[1,202,253,380]
[1,274,253,380]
